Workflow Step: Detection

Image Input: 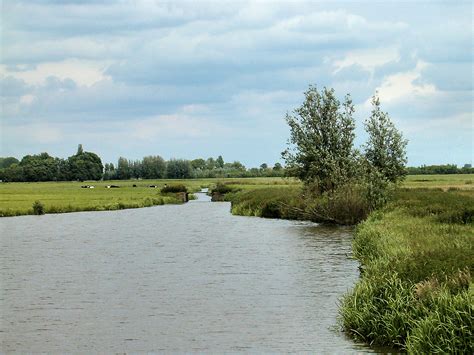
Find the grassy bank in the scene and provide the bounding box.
[340,188,473,353]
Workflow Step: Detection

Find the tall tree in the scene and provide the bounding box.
[116,157,131,180]
[364,94,408,183]
[282,85,357,192]
[166,159,193,179]
[141,155,166,179]
[216,155,225,168]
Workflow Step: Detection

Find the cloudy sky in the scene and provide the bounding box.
[1,0,472,167]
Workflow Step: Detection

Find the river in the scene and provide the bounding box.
[0,191,372,352]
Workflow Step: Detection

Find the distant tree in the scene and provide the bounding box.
[116,157,131,180]
[273,162,283,171]
[141,155,166,179]
[216,155,225,169]
[0,157,19,169]
[166,159,193,179]
[206,157,216,170]
[364,94,408,183]
[103,163,116,180]
[67,148,103,181]
[20,153,60,181]
[0,163,25,182]
[230,161,245,170]
[282,85,357,192]
[191,158,206,171]
[260,163,268,170]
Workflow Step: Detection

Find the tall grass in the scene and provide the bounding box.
[341,189,473,353]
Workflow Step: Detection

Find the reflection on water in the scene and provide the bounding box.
[0,197,372,352]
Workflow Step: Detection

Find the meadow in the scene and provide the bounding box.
[0,177,298,217]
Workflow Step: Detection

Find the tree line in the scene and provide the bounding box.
[0,146,284,182]
[406,164,473,175]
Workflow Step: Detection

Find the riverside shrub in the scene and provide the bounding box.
[32,200,45,215]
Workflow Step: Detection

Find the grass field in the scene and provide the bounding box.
[0,177,298,216]
[404,174,474,190]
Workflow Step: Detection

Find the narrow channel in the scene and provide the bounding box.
[1,192,373,352]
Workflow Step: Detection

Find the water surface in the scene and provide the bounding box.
[1,192,371,352]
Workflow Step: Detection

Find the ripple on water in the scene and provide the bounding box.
[0,201,373,353]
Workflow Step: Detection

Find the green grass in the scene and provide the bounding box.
[0,177,298,216]
[404,174,474,190]
[340,188,474,353]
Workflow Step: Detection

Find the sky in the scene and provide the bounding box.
[1,0,472,167]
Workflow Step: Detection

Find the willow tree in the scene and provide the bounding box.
[364,94,408,183]
[282,85,357,193]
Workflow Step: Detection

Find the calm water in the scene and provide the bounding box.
[1,192,372,352]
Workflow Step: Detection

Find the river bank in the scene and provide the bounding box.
[221,183,473,353]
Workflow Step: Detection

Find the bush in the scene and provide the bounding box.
[161,184,187,193]
[32,200,45,215]
[211,182,236,195]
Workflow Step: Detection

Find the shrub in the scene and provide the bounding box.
[161,184,187,193]
[32,200,45,215]
[211,182,237,194]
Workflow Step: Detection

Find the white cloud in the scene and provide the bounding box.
[374,61,436,103]
[1,59,110,87]
[333,47,400,74]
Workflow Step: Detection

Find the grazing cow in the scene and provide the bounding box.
[133,184,137,187]
[106,185,120,188]
[149,185,157,188]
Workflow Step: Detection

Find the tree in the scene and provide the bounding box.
[103,163,116,180]
[273,162,283,171]
[216,155,225,168]
[20,153,60,181]
[206,157,216,170]
[191,158,206,171]
[282,85,357,192]
[141,155,166,179]
[116,157,131,180]
[67,149,103,181]
[0,157,19,169]
[260,163,268,170]
[364,94,408,183]
[166,159,193,179]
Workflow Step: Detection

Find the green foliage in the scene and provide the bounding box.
[67,150,103,181]
[166,159,193,179]
[116,157,131,180]
[225,187,305,220]
[364,94,408,183]
[393,188,474,225]
[32,200,45,215]
[282,85,357,193]
[341,189,474,352]
[216,155,225,168]
[0,157,19,169]
[20,153,61,182]
[161,184,187,193]
[407,164,474,175]
[141,155,166,179]
[211,182,237,195]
